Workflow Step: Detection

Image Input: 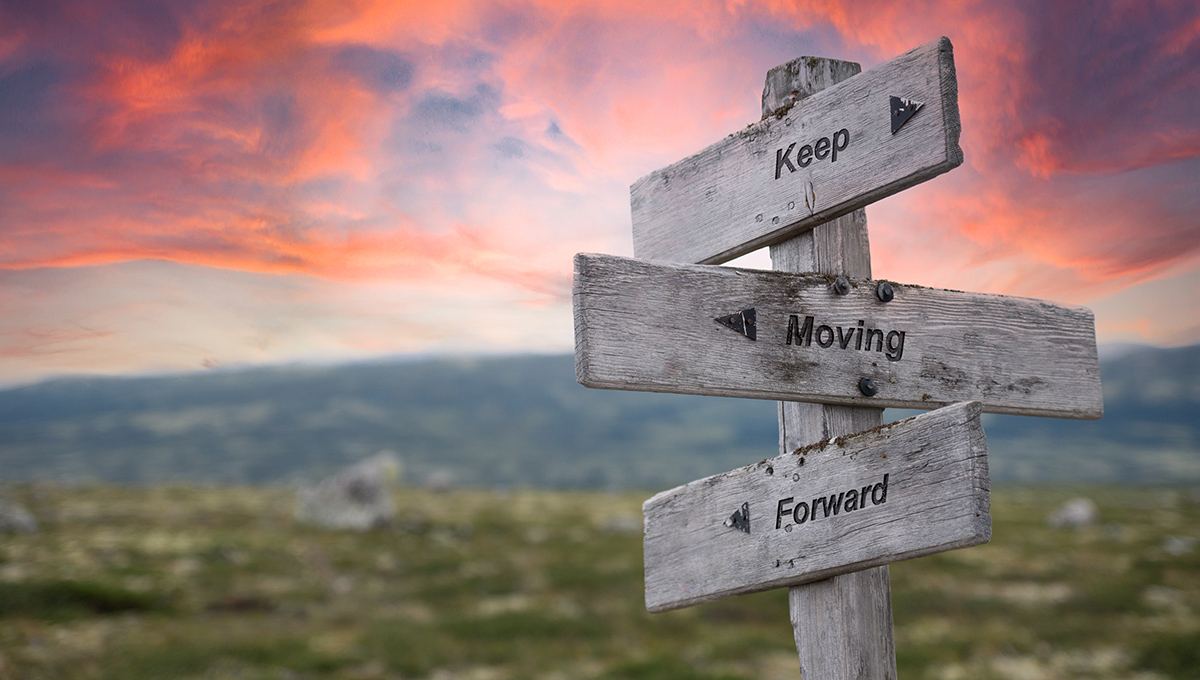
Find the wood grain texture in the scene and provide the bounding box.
[779,402,883,456]
[630,37,962,265]
[573,253,1103,419]
[761,57,862,119]
[642,401,991,612]
[768,53,896,680]
[768,208,872,278]
[791,567,896,680]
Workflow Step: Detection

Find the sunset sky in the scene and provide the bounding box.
[1,0,1198,386]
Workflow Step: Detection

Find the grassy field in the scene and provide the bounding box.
[0,484,1197,680]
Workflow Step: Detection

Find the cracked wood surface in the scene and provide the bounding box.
[764,55,899,680]
[573,253,1103,419]
[630,37,961,266]
[759,56,898,679]
[642,401,991,612]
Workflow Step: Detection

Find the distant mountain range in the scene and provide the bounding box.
[1,345,1197,488]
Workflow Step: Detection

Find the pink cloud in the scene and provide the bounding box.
[1,0,1198,378]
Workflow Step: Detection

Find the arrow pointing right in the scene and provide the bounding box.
[890,95,924,134]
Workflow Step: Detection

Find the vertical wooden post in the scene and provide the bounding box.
[764,57,898,680]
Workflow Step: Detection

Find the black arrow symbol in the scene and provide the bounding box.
[890,96,924,134]
[715,308,756,340]
[724,502,750,534]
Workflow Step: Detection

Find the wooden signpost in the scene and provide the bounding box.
[572,36,1103,679]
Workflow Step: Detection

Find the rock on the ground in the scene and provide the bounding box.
[1047,497,1099,529]
[296,452,402,531]
[0,501,39,534]
[1162,535,1196,556]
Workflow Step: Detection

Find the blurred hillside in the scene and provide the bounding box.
[1,345,1197,487]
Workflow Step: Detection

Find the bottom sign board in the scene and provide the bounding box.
[642,401,990,613]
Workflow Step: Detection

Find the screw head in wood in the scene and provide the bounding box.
[859,377,878,396]
[833,276,850,295]
[876,282,894,302]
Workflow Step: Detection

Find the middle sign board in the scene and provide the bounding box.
[574,253,1103,419]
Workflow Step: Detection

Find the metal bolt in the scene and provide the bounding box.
[876,282,894,303]
[833,276,850,295]
[859,377,878,397]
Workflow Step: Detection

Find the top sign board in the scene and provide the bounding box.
[631,37,962,265]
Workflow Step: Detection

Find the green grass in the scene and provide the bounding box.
[0,579,168,619]
[603,656,750,680]
[1136,631,1200,679]
[0,483,1196,679]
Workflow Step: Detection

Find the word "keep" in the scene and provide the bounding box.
[774,128,851,179]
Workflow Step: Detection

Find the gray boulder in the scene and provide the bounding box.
[0,501,39,534]
[296,452,402,530]
[1162,535,1196,556]
[1047,497,1099,529]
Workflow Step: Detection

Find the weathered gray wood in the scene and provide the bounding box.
[778,402,883,455]
[631,37,962,265]
[573,253,1103,419]
[642,401,991,612]
[768,54,896,680]
[769,208,872,280]
[790,567,896,680]
[762,57,863,119]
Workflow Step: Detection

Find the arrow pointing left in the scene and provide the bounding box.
[724,502,751,534]
[715,308,756,340]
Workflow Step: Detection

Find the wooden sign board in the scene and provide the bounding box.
[631,37,962,265]
[574,253,1103,419]
[643,401,990,612]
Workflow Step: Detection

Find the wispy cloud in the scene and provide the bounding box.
[1,0,1197,379]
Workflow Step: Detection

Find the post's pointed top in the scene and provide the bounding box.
[761,56,861,119]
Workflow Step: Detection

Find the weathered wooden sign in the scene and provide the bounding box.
[631,37,962,265]
[570,36,1104,680]
[643,401,990,612]
[574,253,1102,419]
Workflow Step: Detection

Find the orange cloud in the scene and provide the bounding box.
[1,0,1197,356]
